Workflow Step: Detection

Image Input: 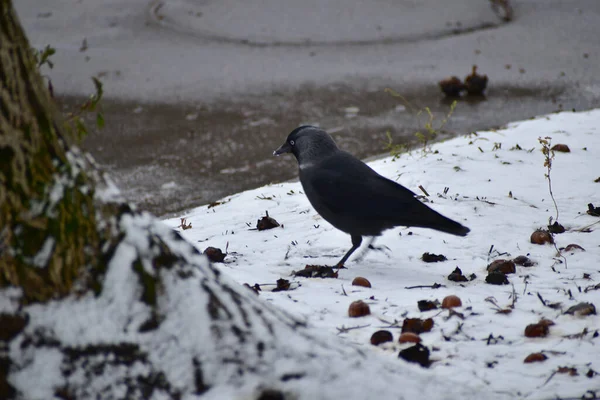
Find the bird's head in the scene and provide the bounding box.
[273,126,339,167]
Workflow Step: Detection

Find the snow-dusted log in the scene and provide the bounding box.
[0,1,473,399]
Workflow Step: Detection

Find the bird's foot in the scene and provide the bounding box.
[334,262,348,269]
[368,244,391,253]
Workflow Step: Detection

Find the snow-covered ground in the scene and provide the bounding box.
[165,109,600,399]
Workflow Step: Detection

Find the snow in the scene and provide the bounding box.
[4,109,599,399]
[162,109,600,398]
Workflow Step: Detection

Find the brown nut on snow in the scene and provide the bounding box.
[441,295,462,309]
[203,247,226,262]
[524,352,548,363]
[530,230,554,245]
[370,330,393,346]
[348,300,371,318]
[551,144,570,152]
[399,332,422,344]
[352,277,372,288]
[487,259,516,274]
[524,322,550,338]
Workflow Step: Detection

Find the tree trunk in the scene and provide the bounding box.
[0,0,100,302]
[0,2,468,399]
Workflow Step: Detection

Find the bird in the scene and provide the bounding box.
[273,126,470,267]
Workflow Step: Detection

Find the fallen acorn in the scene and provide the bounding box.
[551,143,570,152]
[348,300,371,318]
[486,271,509,285]
[421,252,447,263]
[256,211,280,231]
[525,320,554,338]
[370,330,393,346]
[398,343,431,367]
[530,230,554,245]
[438,76,465,97]
[203,246,226,262]
[352,277,372,288]
[417,300,439,312]
[524,353,548,363]
[464,65,488,95]
[487,259,516,275]
[399,332,421,344]
[441,295,462,309]
[402,318,434,334]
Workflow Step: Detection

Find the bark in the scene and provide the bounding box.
[0,0,99,302]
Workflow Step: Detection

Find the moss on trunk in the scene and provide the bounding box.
[0,0,99,302]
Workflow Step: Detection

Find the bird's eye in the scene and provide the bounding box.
[289,140,295,146]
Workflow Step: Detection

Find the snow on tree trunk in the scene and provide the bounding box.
[0,1,473,398]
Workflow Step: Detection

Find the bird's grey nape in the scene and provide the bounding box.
[290,127,340,167]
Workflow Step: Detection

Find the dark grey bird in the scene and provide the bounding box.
[273,126,470,267]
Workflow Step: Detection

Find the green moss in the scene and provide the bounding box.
[132,259,158,307]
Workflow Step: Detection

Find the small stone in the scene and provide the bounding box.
[370,330,393,346]
[441,295,462,309]
[352,277,372,288]
[348,300,371,318]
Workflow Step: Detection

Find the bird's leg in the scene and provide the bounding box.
[355,237,391,263]
[336,235,362,268]
[368,240,391,254]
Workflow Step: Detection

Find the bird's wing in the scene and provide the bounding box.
[302,153,418,219]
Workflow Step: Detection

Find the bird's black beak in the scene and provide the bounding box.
[273,141,292,156]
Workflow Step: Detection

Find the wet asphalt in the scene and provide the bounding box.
[17,0,600,217]
[74,80,588,217]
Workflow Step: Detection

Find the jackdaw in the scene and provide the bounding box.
[273,126,470,267]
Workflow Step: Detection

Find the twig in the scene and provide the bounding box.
[510,283,518,308]
[539,370,558,388]
[336,324,370,334]
[341,284,348,296]
[418,185,430,197]
[404,283,445,289]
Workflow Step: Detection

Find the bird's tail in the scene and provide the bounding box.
[404,203,470,237]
